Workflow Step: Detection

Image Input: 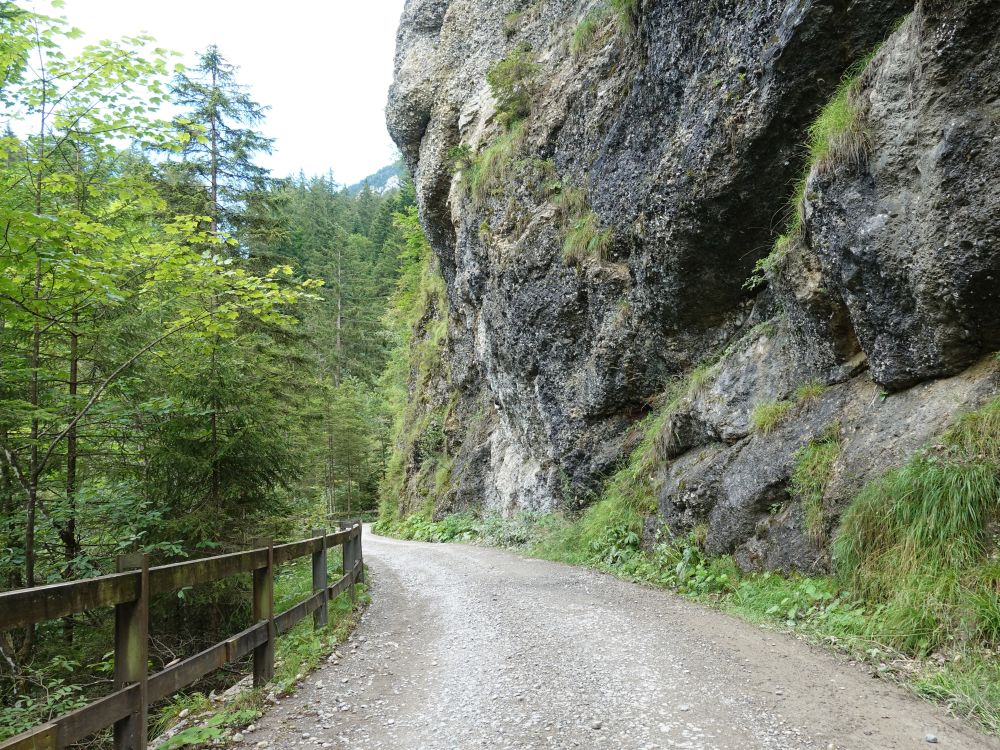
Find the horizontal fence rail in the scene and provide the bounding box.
[0,520,364,750]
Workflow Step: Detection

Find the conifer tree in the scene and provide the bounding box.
[169,45,273,238]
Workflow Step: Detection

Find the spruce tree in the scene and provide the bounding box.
[169,45,273,239]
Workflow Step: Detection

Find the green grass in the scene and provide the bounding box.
[750,399,794,434]
[563,211,612,264]
[467,122,526,207]
[795,380,827,403]
[790,433,841,542]
[806,55,875,175]
[745,230,798,290]
[833,397,1000,655]
[609,0,640,33]
[571,7,612,56]
[914,655,1000,735]
[486,43,539,127]
[554,182,612,265]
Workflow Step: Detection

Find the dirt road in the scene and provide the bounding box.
[246,528,998,749]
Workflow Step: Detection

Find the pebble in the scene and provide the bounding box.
[234,531,968,750]
[926,735,939,744]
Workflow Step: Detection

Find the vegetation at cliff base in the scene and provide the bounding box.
[380,388,1000,734]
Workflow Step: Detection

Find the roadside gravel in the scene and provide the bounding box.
[243,528,999,750]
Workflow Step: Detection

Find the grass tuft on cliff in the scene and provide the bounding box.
[487,43,539,127]
[465,122,527,208]
[790,431,841,543]
[571,7,611,57]
[833,397,1000,655]
[554,182,613,265]
[563,212,612,264]
[746,44,880,291]
[609,0,640,33]
[750,399,794,433]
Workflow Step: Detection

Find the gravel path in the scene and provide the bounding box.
[245,527,999,750]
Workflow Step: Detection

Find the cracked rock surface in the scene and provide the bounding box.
[245,528,998,749]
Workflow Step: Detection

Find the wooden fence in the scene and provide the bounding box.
[0,519,365,750]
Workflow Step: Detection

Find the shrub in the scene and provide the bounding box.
[750,399,794,434]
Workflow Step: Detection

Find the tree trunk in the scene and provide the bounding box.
[335,246,343,386]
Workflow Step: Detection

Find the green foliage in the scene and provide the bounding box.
[750,399,794,434]
[571,7,612,56]
[486,44,539,127]
[0,657,89,741]
[375,207,455,528]
[554,182,612,265]
[563,211,613,264]
[834,397,1000,654]
[806,56,874,176]
[389,512,479,543]
[745,231,796,290]
[795,380,827,402]
[465,122,527,207]
[609,0,640,33]
[0,5,418,737]
[790,433,841,543]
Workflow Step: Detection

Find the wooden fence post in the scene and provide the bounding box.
[252,538,274,688]
[113,553,148,750]
[339,520,357,602]
[312,528,328,629]
[355,519,364,585]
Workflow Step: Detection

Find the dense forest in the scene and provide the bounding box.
[0,3,433,737]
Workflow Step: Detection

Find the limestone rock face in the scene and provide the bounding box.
[386,0,1000,569]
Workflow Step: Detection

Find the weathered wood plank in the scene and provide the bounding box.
[272,537,321,566]
[326,569,355,602]
[56,684,140,747]
[113,554,149,750]
[146,622,268,703]
[147,549,267,597]
[0,573,139,632]
[274,590,326,635]
[0,527,362,633]
[325,523,358,549]
[252,540,275,688]
[0,723,56,750]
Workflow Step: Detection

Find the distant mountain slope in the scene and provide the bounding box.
[347,162,403,195]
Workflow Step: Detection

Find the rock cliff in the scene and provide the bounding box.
[385,0,999,570]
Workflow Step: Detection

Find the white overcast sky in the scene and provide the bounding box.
[52,0,406,186]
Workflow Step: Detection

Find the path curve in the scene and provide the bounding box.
[246,527,999,750]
